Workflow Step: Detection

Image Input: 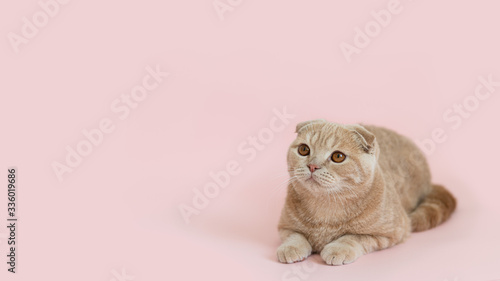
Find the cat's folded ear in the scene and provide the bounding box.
[349,124,376,154]
[295,119,327,133]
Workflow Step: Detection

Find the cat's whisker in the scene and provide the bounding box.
[267,173,292,182]
[268,176,297,196]
[265,176,299,212]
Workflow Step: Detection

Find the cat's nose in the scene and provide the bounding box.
[308,164,320,173]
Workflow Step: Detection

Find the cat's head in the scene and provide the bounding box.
[287,119,378,194]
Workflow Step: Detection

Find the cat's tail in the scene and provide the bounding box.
[409,184,457,232]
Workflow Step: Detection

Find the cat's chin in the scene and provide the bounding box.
[297,179,347,195]
[300,179,332,193]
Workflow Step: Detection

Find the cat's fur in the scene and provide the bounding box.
[277,120,456,265]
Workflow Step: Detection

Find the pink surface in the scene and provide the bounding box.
[1,0,500,280]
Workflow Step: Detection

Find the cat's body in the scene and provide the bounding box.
[277,120,456,265]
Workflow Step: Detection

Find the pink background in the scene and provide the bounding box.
[1,0,500,280]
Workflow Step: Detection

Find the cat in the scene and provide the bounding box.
[277,119,456,265]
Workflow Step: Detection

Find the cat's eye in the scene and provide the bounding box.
[331,151,346,163]
[298,144,310,156]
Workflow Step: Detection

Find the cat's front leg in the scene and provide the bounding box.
[320,234,393,265]
[277,229,312,263]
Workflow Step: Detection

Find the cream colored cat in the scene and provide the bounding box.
[277,120,456,265]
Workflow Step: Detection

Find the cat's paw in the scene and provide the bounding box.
[277,242,312,264]
[320,242,363,266]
